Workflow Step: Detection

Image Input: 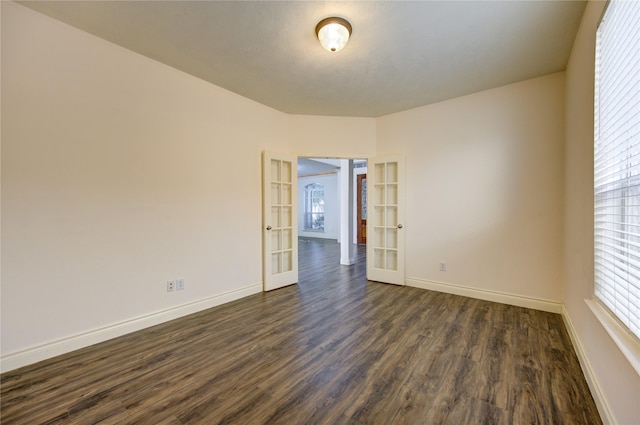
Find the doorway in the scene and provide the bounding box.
[297,157,367,284]
[263,152,405,291]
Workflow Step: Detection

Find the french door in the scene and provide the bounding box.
[262,151,298,291]
[357,174,367,244]
[366,155,406,285]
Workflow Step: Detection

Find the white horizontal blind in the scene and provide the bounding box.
[594,0,640,339]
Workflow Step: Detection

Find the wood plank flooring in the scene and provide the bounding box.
[1,237,602,424]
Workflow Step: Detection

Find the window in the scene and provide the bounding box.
[304,183,325,231]
[594,0,640,339]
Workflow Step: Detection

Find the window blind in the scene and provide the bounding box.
[594,0,640,339]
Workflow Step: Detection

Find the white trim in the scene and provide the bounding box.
[0,283,262,373]
[585,299,640,376]
[405,277,562,313]
[562,304,617,425]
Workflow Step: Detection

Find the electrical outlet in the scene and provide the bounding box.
[439,262,446,272]
[176,278,185,291]
[167,280,176,292]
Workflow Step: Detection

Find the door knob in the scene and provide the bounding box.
[397,224,403,229]
[266,225,272,230]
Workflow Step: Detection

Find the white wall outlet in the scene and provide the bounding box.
[167,280,176,292]
[439,262,447,272]
[176,278,185,291]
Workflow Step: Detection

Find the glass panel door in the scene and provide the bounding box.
[263,152,298,291]
[367,155,405,285]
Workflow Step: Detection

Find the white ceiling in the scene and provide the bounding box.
[297,158,340,177]
[19,1,587,117]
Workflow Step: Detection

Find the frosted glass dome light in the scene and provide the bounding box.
[316,17,352,52]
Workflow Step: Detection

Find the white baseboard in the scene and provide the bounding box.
[1,282,263,373]
[561,305,617,425]
[405,277,562,313]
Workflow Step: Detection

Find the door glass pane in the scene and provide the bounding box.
[282,250,292,272]
[282,161,292,183]
[374,228,385,248]
[282,229,292,250]
[272,253,281,275]
[272,230,282,251]
[387,184,398,205]
[387,162,398,183]
[374,185,385,205]
[271,159,281,182]
[386,250,398,271]
[374,206,385,226]
[374,248,385,269]
[282,183,292,205]
[375,163,386,184]
[272,206,281,227]
[386,207,398,226]
[271,183,281,204]
[282,206,292,227]
[386,229,397,249]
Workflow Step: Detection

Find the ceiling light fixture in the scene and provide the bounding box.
[315,17,352,53]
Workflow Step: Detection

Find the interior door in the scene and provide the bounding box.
[357,174,367,244]
[262,151,298,291]
[366,155,405,285]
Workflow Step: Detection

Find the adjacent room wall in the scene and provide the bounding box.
[377,73,565,305]
[298,173,339,240]
[564,1,640,423]
[0,2,376,367]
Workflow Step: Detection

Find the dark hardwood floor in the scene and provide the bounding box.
[1,237,601,424]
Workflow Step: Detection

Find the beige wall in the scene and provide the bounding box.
[0,2,375,357]
[564,1,640,423]
[377,73,565,302]
[289,114,377,158]
[3,2,639,422]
